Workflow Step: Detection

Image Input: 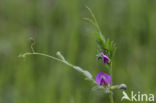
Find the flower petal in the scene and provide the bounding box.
[101,52,110,63]
[96,72,111,86]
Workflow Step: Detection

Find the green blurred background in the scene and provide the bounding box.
[0,0,156,103]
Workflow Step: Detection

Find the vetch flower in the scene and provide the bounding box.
[96,72,111,86]
[101,52,110,63]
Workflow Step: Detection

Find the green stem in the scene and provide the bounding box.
[109,92,114,103]
[109,62,114,103]
[19,52,97,84]
[20,52,76,68]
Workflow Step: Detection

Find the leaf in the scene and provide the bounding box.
[94,32,105,49]
[86,7,117,59]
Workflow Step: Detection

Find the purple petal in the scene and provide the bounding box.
[101,52,110,63]
[96,72,111,86]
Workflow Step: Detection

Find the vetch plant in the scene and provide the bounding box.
[19,7,127,103]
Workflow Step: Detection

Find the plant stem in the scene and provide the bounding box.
[109,62,114,103]
[109,92,114,103]
[19,52,97,84]
[20,52,76,68]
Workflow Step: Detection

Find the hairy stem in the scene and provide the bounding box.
[19,52,96,84]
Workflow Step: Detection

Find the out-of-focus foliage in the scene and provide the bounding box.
[0,0,156,103]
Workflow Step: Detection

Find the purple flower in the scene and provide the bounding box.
[101,52,110,63]
[96,72,111,86]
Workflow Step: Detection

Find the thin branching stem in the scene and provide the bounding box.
[20,52,63,63]
[19,51,97,84]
